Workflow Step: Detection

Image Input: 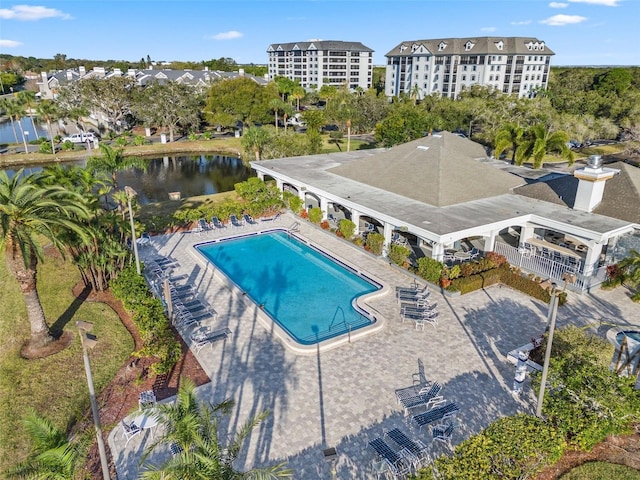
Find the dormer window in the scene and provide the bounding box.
[495,40,504,51]
[400,44,407,52]
[464,41,475,51]
[438,41,447,51]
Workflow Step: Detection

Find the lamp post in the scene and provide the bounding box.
[76,321,110,480]
[322,447,338,480]
[536,273,576,417]
[124,186,140,274]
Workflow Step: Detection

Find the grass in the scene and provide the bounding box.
[560,461,640,479]
[0,253,134,473]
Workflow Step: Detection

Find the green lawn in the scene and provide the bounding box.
[560,461,640,479]
[0,254,134,473]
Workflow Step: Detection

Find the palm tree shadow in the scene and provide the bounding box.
[49,285,91,335]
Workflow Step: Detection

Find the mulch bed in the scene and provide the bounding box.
[69,283,210,478]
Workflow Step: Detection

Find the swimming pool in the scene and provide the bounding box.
[196,230,380,345]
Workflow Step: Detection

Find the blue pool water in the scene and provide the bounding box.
[196,231,379,344]
[617,331,640,343]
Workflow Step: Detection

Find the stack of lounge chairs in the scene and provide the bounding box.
[368,437,412,477]
[395,382,444,416]
[396,284,439,330]
[412,402,460,431]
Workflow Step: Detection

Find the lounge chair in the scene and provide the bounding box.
[395,284,428,296]
[397,382,443,415]
[211,216,227,229]
[243,214,258,225]
[412,358,427,386]
[385,428,429,463]
[198,218,212,232]
[260,212,281,222]
[396,291,431,304]
[432,421,456,443]
[412,402,459,430]
[121,419,142,447]
[229,214,244,228]
[401,302,437,315]
[368,438,411,477]
[191,327,232,353]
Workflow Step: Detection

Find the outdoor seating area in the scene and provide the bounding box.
[524,239,582,273]
[444,247,481,264]
[396,284,438,330]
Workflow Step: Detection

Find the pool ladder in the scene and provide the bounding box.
[288,221,300,233]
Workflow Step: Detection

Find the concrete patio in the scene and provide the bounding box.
[108,213,640,479]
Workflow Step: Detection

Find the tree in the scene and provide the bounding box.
[516,123,574,169]
[86,143,146,191]
[273,75,296,100]
[17,91,38,136]
[374,104,433,147]
[35,100,60,155]
[0,97,21,144]
[0,170,89,350]
[132,81,204,142]
[493,123,525,164]
[205,77,274,129]
[618,249,640,301]
[140,379,292,480]
[3,409,82,480]
[73,76,137,131]
[269,98,290,132]
[241,126,272,161]
[291,85,306,111]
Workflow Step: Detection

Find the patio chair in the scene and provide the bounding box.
[230,214,245,228]
[211,216,227,229]
[398,382,442,415]
[394,382,431,404]
[401,302,437,316]
[198,218,212,232]
[121,419,142,447]
[368,438,411,477]
[400,309,438,325]
[243,214,258,225]
[396,290,431,305]
[395,284,428,296]
[412,358,427,386]
[468,247,480,259]
[138,390,156,410]
[385,428,429,464]
[260,212,281,223]
[413,313,439,330]
[170,443,183,457]
[136,232,151,247]
[191,327,232,353]
[432,421,456,443]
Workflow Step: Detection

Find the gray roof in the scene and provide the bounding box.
[515,161,640,224]
[268,40,373,53]
[385,37,554,57]
[329,132,524,207]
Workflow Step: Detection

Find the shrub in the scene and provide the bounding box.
[338,219,356,239]
[417,257,444,284]
[418,414,566,480]
[450,274,484,294]
[38,142,52,154]
[388,244,411,266]
[365,232,384,255]
[133,134,146,146]
[447,264,461,279]
[283,191,303,213]
[300,210,309,219]
[320,220,330,230]
[308,207,323,224]
[110,266,180,374]
[485,251,507,267]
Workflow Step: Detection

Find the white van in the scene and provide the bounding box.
[62,133,96,144]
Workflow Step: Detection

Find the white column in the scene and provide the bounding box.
[582,241,604,276]
[320,197,329,220]
[432,242,445,262]
[351,210,361,235]
[484,231,498,252]
[383,223,394,256]
[298,188,306,204]
[256,171,265,181]
[275,178,283,191]
[520,225,535,246]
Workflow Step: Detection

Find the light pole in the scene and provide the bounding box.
[322,447,337,480]
[124,186,140,275]
[76,321,111,480]
[536,273,576,418]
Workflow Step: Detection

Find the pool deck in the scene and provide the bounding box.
[109,213,640,479]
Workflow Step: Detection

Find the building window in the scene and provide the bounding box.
[471,75,476,81]
[462,75,466,81]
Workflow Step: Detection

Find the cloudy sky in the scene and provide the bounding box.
[0,0,637,65]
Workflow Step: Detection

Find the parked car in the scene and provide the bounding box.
[62,132,96,144]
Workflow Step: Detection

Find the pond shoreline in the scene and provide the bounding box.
[0,139,244,168]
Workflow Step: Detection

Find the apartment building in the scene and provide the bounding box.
[267,40,373,91]
[385,37,554,99]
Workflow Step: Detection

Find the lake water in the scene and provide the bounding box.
[2,154,252,204]
[0,118,49,144]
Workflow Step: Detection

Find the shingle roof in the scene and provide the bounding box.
[328,132,524,207]
[514,161,640,224]
[385,37,554,57]
[268,40,373,52]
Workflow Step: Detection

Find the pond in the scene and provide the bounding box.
[0,118,49,144]
[1,153,252,204]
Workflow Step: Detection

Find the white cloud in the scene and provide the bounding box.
[0,39,22,47]
[209,31,243,41]
[481,26,496,32]
[0,5,72,21]
[568,0,620,5]
[540,14,588,25]
[549,2,569,8]
[511,20,532,25]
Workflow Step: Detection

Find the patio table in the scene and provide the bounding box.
[454,251,471,261]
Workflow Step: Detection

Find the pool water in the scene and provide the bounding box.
[196,231,379,344]
[617,331,640,343]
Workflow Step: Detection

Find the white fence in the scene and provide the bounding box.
[493,242,608,293]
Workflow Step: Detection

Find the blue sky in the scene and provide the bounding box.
[0,0,638,66]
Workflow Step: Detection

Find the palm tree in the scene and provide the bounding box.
[494,122,525,164]
[86,143,146,191]
[269,98,288,133]
[36,100,60,155]
[0,170,90,350]
[17,90,38,136]
[4,98,26,147]
[0,97,21,144]
[4,409,82,479]
[516,123,574,169]
[141,379,292,480]
[241,126,272,161]
[619,249,640,301]
[291,86,306,111]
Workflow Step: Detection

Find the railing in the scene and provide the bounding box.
[493,242,607,293]
[288,221,300,232]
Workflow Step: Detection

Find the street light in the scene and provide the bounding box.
[124,186,140,275]
[322,447,338,480]
[76,321,110,480]
[535,272,576,417]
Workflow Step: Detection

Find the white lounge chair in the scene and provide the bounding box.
[121,419,142,447]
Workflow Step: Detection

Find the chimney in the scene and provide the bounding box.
[204,66,208,71]
[79,66,86,75]
[66,71,73,81]
[127,68,136,77]
[113,68,122,75]
[573,155,619,213]
[41,71,48,83]
[239,68,245,76]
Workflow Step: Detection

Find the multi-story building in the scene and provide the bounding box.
[385,37,554,99]
[267,40,373,91]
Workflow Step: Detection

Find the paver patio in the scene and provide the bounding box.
[108,213,640,479]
